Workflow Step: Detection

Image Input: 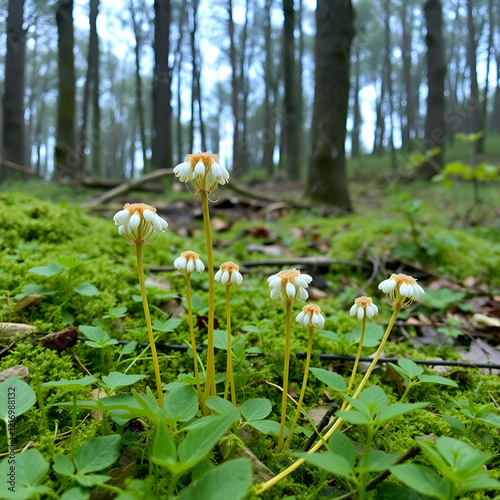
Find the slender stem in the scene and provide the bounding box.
[136,243,165,409]
[277,301,292,452]
[283,327,314,450]
[71,391,77,457]
[187,274,204,410]
[257,304,402,495]
[201,191,217,400]
[341,316,367,411]
[224,286,237,404]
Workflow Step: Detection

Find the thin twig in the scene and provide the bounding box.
[72,352,93,376]
[301,404,339,451]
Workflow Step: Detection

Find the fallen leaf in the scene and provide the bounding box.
[211,217,233,232]
[459,339,500,371]
[464,275,482,287]
[471,313,500,328]
[14,294,43,310]
[0,365,30,383]
[307,286,327,301]
[247,244,285,256]
[35,326,79,352]
[0,322,36,340]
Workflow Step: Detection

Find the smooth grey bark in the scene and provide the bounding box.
[306,0,353,210]
[467,0,482,153]
[227,0,240,173]
[1,0,27,181]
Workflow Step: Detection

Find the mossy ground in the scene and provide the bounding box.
[1,160,499,499]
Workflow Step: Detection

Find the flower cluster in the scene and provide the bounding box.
[113,203,168,245]
[349,296,378,320]
[268,269,312,304]
[378,273,425,307]
[214,262,243,286]
[296,304,325,329]
[174,251,205,274]
[174,152,230,195]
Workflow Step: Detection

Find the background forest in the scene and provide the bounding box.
[0,0,499,208]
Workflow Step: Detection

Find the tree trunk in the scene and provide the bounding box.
[173,5,186,164]
[351,43,361,157]
[383,0,395,168]
[227,0,240,173]
[296,0,305,166]
[283,0,300,179]
[1,0,27,182]
[400,0,415,150]
[152,0,172,171]
[491,55,500,133]
[481,0,493,134]
[238,0,250,173]
[306,0,353,210]
[467,0,482,153]
[420,0,446,178]
[372,79,385,156]
[54,0,76,180]
[262,0,275,175]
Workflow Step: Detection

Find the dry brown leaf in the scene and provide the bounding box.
[14,294,43,310]
[0,322,36,340]
[211,217,233,232]
[471,313,500,328]
[308,286,328,301]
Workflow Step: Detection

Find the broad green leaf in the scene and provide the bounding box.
[310,367,347,392]
[106,306,128,318]
[435,437,490,476]
[53,454,75,476]
[121,341,138,355]
[246,419,289,437]
[0,449,50,500]
[43,375,97,390]
[151,421,178,471]
[114,479,160,500]
[79,326,110,342]
[241,325,261,334]
[397,359,424,379]
[359,450,400,472]
[457,473,500,493]
[60,487,90,500]
[205,396,239,417]
[319,330,340,342]
[179,458,252,500]
[165,385,199,422]
[345,324,384,348]
[101,372,146,391]
[294,451,354,478]
[389,464,450,499]
[73,435,121,474]
[74,473,110,487]
[335,409,372,425]
[0,377,36,421]
[211,329,233,350]
[73,282,99,296]
[472,412,500,428]
[29,261,64,277]
[441,414,466,435]
[417,374,458,387]
[152,318,182,333]
[328,431,356,469]
[240,398,272,421]
[58,255,87,269]
[377,402,428,423]
[178,410,237,469]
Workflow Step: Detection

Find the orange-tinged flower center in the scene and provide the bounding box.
[186,152,219,167]
[220,261,239,273]
[355,296,373,309]
[392,273,417,286]
[276,269,300,285]
[302,304,321,316]
[181,251,200,261]
[123,202,157,217]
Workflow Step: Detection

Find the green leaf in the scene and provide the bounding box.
[178,410,237,469]
[43,375,97,390]
[294,451,354,478]
[310,367,347,392]
[421,289,466,311]
[60,487,90,500]
[57,255,87,269]
[53,454,75,476]
[359,450,400,472]
[152,318,182,333]
[205,396,239,417]
[345,324,385,348]
[246,419,288,437]
[106,306,128,318]
[29,261,64,277]
[0,377,36,421]
[335,409,373,425]
[328,431,356,469]
[73,435,121,474]
[151,421,178,471]
[389,464,450,499]
[241,325,261,334]
[0,449,50,500]
[417,374,458,387]
[240,398,272,421]
[435,436,490,474]
[100,372,146,391]
[74,473,110,487]
[441,414,466,435]
[397,359,424,379]
[120,341,138,355]
[377,402,428,423]
[179,458,252,500]
[73,282,99,296]
[165,385,199,422]
[79,325,110,342]
[211,329,233,350]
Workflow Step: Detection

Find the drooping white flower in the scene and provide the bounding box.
[174,251,205,275]
[349,296,378,320]
[296,304,325,329]
[268,269,312,304]
[173,152,230,195]
[113,203,168,245]
[214,261,243,287]
[378,273,425,307]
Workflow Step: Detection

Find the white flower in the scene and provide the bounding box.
[268,269,312,304]
[296,304,325,329]
[214,261,243,286]
[113,203,168,245]
[173,152,230,195]
[349,296,378,320]
[378,273,425,307]
[174,251,205,275]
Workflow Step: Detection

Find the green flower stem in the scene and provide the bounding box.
[277,301,292,453]
[186,274,204,409]
[136,243,165,409]
[201,191,217,402]
[224,286,237,404]
[283,326,314,450]
[71,390,77,457]
[257,304,402,495]
[341,315,367,411]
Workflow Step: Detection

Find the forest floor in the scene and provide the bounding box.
[0,140,499,499]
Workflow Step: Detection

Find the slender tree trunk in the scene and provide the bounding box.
[173,6,186,164]
[262,0,275,175]
[351,43,361,157]
[491,55,500,133]
[372,78,385,155]
[481,0,493,134]
[54,0,76,180]
[239,0,250,173]
[228,0,240,173]
[306,0,353,210]
[383,0,396,168]
[467,0,482,153]
[400,0,415,149]
[297,0,305,165]
[283,0,300,178]
[420,0,446,178]
[1,0,27,181]
[152,0,172,170]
